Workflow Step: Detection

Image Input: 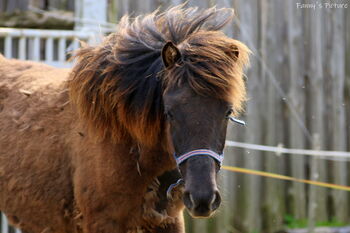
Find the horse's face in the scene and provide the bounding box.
[161,41,240,218]
[163,84,230,217]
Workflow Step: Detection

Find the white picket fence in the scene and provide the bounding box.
[1,213,21,233]
[0,27,96,67]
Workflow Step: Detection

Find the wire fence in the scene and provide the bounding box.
[226,140,350,159]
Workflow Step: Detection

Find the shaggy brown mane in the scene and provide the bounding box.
[69,5,250,148]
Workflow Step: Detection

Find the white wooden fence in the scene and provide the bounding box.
[1,213,21,233]
[0,27,95,67]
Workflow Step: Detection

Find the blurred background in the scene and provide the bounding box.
[0,0,349,233]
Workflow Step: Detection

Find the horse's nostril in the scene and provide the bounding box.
[210,192,217,206]
[183,191,194,210]
[184,190,221,217]
[210,190,221,211]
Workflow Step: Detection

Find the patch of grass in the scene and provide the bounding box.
[284,215,308,229]
[315,219,346,228]
[284,215,347,229]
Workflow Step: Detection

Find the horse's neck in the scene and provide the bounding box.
[137,144,176,178]
[96,137,176,179]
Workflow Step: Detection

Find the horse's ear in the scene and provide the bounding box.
[162,41,181,68]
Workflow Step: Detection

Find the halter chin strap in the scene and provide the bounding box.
[174,149,224,166]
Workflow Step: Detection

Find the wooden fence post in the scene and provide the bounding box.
[1,213,9,233]
[236,0,263,232]
[307,3,328,228]
[346,0,350,155]
[308,134,321,233]
[74,0,107,31]
[263,1,287,232]
[287,0,307,221]
[329,5,348,223]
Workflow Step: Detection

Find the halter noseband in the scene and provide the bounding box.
[167,149,223,199]
[174,149,224,166]
[173,116,245,166]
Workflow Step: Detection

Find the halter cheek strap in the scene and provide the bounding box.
[174,149,224,166]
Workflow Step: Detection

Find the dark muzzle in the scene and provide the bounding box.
[168,149,223,217]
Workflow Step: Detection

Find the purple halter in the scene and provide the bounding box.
[174,149,224,166]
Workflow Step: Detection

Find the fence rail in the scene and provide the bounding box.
[0,27,94,67]
[226,140,350,159]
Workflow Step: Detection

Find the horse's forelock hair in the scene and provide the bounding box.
[69,5,250,147]
[166,31,250,114]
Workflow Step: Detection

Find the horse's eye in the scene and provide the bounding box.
[165,110,174,120]
[226,108,234,117]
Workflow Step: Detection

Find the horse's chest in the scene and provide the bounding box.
[135,169,184,231]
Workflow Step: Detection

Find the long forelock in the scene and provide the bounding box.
[69,5,250,147]
[165,31,250,114]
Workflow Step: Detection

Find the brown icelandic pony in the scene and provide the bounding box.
[0,5,250,233]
